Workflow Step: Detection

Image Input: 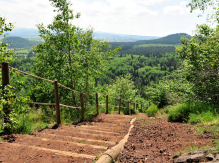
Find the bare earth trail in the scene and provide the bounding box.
[119,113,214,163]
[0,114,135,163]
[0,113,215,163]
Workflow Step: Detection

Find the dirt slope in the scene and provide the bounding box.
[119,114,214,163]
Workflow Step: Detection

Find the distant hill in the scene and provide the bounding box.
[6,28,160,42]
[3,37,40,49]
[110,33,190,47]
[135,33,190,45]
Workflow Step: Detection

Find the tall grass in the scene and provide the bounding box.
[167,102,219,123]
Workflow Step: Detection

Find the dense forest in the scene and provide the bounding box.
[10,34,182,97]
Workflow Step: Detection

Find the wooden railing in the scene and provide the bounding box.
[1,62,144,124]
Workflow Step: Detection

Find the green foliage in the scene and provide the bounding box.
[99,52,179,91]
[167,102,219,123]
[0,16,14,63]
[188,111,216,124]
[146,82,169,108]
[188,0,219,23]
[106,74,136,100]
[167,103,189,122]
[146,103,158,117]
[32,0,119,108]
[176,24,219,104]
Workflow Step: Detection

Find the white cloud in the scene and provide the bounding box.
[163,1,190,15]
[0,0,210,36]
[0,0,55,28]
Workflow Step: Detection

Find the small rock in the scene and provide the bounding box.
[188,154,204,162]
[206,154,214,161]
[52,155,55,158]
[215,154,219,161]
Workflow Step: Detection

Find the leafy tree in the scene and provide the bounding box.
[0,16,14,63]
[188,0,219,22]
[32,0,119,106]
[176,24,219,104]
[106,74,137,101]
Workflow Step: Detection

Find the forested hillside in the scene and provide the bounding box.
[96,33,183,91]
[3,36,40,48]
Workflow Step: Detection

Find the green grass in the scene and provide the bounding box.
[167,102,219,123]
[166,102,219,140]
[136,117,140,120]
[0,137,4,142]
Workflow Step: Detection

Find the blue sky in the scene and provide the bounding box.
[0,0,213,37]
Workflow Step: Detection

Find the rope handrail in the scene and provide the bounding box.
[108,95,120,100]
[85,105,96,109]
[98,93,107,97]
[60,104,80,110]
[1,62,146,125]
[8,66,143,107]
[25,102,56,106]
[83,92,96,96]
[25,102,81,110]
[57,83,80,94]
[9,66,54,83]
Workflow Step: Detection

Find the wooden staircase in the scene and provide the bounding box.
[0,114,134,163]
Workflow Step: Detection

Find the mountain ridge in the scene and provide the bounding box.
[3,28,161,42]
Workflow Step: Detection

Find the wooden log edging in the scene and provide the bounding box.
[96,117,136,163]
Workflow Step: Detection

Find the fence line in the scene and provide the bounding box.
[2,63,145,125]
[9,66,54,83]
[58,83,80,94]
[25,102,56,106]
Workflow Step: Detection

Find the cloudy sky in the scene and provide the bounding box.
[0,0,213,37]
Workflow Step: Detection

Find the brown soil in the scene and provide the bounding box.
[0,113,215,163]
[119,113,214,163]
[0,113,134,163]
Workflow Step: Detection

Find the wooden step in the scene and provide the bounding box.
[1,142,96,159]
[35,133,116,146]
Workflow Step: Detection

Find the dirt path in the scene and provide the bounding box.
[119,113,214,163]
[0,113,135,163]
[0,113,215,163]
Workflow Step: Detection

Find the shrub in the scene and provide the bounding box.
[167,102,219,123]
[146,103,158,117]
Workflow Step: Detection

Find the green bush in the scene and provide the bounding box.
[146,103,158,117]
[167,103,189,122]
[167,102,218,123]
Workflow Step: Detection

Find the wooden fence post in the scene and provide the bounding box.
[96,93,99,114]
[127,101,129,115]
[118,98,121,114]
[136,103,138,110]
[54,80,61,124]
[141,104,143,112]
[2,62,10,123]
[80,92,85,121]
[106,95,108,114]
